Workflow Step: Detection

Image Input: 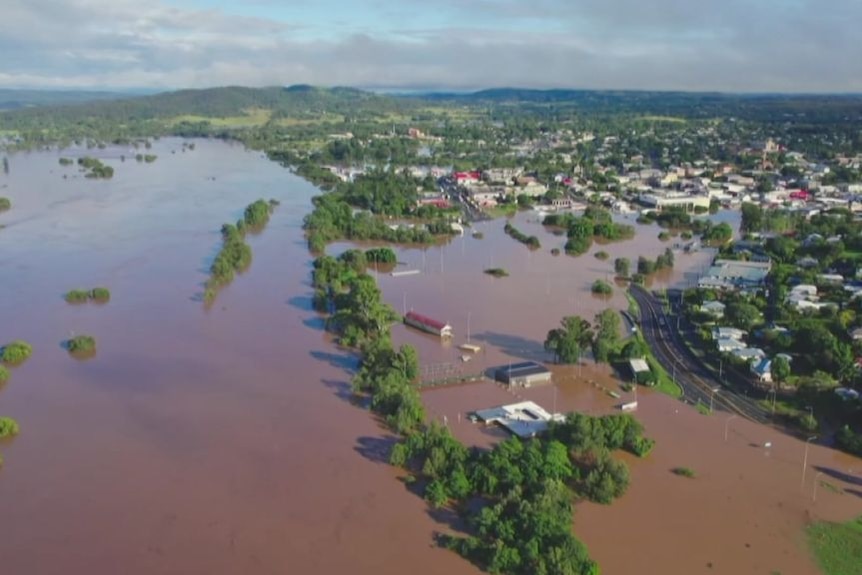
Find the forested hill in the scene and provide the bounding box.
[0,85,407,124]
[419,87,862,124]
[0,89,130,111]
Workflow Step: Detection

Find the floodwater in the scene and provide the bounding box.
[0,139,859,575]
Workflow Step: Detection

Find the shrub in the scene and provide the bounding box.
[90,287,110,301]
[65,289,90,303]
[672,467,696,478]
[67,335,96,353]
[658,231,671,241]
[1,340,33,364]
[594,250,609,260]
[0,365,8,383]
[551,247,560,256]
[0,197,11,212]
[0,417,20,438]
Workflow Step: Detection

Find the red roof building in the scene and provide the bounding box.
[404,311,453,337]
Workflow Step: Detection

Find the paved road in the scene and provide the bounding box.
[629,285,771,424]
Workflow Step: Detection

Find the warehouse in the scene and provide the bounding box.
[494,361,552,388]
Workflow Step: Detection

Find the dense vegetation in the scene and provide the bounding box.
[364,247,397,265]
[66,335,96,354]
[543,208,634,257]
[64,287,111,303]
[390,412,653,575]
[1,340,33,364]
[204,199,276,303]
[503,222,541,249]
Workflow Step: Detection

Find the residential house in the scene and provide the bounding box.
[731,347,767,362]
[751,358,772,383]
[717,338,747,353]
[713,327,747,341]
[700,301,726,317]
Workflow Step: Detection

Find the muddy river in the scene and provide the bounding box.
[0,139,859,575]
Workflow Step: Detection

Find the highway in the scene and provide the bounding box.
[629,285,771,424]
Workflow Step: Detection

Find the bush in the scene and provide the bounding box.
[594,250,609,260]
[591,280,613,295]
[0,417,20,438]
[658,231,671,241]
[0,197,10,212]
[672,466,696,478]
[551,247,560,256]
[64,289,90,303]
[1,340,33,364]
[66,335,96,353]
[0,365,8,383]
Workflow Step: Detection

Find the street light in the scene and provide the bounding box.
[725,414,738,442]
[801,435,817,489]
[710,387,721,414]
[813,471,825,502]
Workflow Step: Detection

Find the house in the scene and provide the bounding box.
[731,347,767,362]
[404,312,453,338]
[700,301,726,317]
[713,327,747,341]
[751,358,772,383]
[699,259,771,291]
[717,338,747,352]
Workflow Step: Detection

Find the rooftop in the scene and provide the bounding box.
[473,401,565,438]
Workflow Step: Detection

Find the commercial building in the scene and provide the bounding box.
[494,361,552,388]
[404,312,453,338]
[698,259,771,290]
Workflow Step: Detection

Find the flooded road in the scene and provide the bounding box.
[0,140,859,575]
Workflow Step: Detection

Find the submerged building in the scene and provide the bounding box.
[494,361,552,388]
[473,401,565,438]
[403,311,453,338]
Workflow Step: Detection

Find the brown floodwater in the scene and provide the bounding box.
[1,140,858,575]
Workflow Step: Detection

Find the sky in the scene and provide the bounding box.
[1,0,861,93]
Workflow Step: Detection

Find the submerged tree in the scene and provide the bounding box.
[545,316,594,364]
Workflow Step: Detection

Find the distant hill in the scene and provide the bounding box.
[0,85,408,125]
[0,89,133,110]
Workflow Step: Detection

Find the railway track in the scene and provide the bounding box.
[629,286,770,424]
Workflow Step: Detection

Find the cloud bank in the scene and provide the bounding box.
[1,0,860,92]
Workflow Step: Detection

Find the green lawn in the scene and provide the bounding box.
[807,515,862,575]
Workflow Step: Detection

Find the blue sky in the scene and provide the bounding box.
[1,0,860,92]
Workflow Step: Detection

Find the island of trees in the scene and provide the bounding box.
[543,208,634,256]
[66,335,96,354]
[1,340,33,364]
[204,199,277,304]
[77,156,114,179]
[503,221,541,249]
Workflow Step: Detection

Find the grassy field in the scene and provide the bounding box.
[166,108,272,127]
[807,515,862,575]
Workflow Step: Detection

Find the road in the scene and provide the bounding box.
[629,285,771,424]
